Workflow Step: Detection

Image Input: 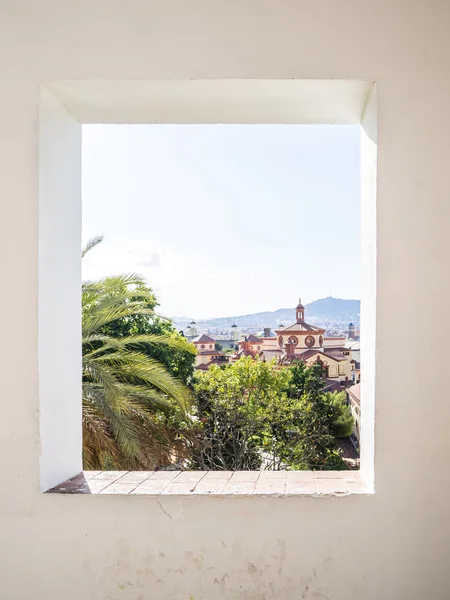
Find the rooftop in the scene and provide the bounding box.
[323,379,347,392]
[348,383,361,406]
[276,322,324,333]
[245,334,262,343]
[193,334,216,344]
[322,348,348,362]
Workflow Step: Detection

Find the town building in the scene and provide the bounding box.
[184,320,198,342]
[192,334,227,369]
[346,340,361,383]
[347,322,360,340]
[234,299,353,384]
[214,326,239,350]
[347,383,361,443]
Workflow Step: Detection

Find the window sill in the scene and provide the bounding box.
[46,470,368,496]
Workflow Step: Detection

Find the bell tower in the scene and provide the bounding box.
[296,298,305,323]
[348,322,356,339]
[188,320,198,338]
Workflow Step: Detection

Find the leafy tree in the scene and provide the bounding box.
[191,358,290,470]
[82,237,197,470]
[191,358,353,471]
[324,391,354,438]
[215,342,223,351]
[280,361,350,470]
[286,360,325,400]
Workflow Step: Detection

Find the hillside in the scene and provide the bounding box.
[174,297,360,332]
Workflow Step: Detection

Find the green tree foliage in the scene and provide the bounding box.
[98,280,196,386]
[191,358,290,470]
[82,237,197,470]
[279,362,350,470]
[191,358,354,471]
[324,391,354,439]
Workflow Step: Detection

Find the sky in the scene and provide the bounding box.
[82,124,361,319]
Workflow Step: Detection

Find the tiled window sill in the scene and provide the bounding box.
[47,470,367,496]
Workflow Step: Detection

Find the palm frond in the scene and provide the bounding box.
[81,244,194,470]
[82,235,104,258]
[83,383,141,457]
[84,333,195,357]
[83,357,127,411]
[93,350,191,407]
[83,305,157,335]
[82,272,147,295]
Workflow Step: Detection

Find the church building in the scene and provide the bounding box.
[235,299,353,384]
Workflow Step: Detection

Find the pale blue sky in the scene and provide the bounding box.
[82,124,360,319]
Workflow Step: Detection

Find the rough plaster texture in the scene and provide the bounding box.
[1,1,450,599]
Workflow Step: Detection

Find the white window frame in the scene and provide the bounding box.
[38,79,377,493]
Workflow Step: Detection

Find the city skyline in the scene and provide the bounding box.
[171,295,360,322]
[82,124,361,318]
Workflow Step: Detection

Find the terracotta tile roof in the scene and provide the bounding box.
[285,349,346,363]
[195,363,211,371]
[193,334,215,344]
[197,350,225,356]
[299,349,323,360]
[276,322,324,333]
[279,354,303,365]
[210,357,229,365]
[323,379,346,392]
[323,347,348,352]
[246,334,262,343]
[322,349,347,362]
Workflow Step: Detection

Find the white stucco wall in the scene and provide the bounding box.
[260,337,278,350]
[1,2,450,599]
[39,87,82,492]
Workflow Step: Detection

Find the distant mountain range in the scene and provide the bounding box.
[173,297,360,333]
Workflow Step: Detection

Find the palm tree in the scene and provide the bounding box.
[82,237,196,470]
